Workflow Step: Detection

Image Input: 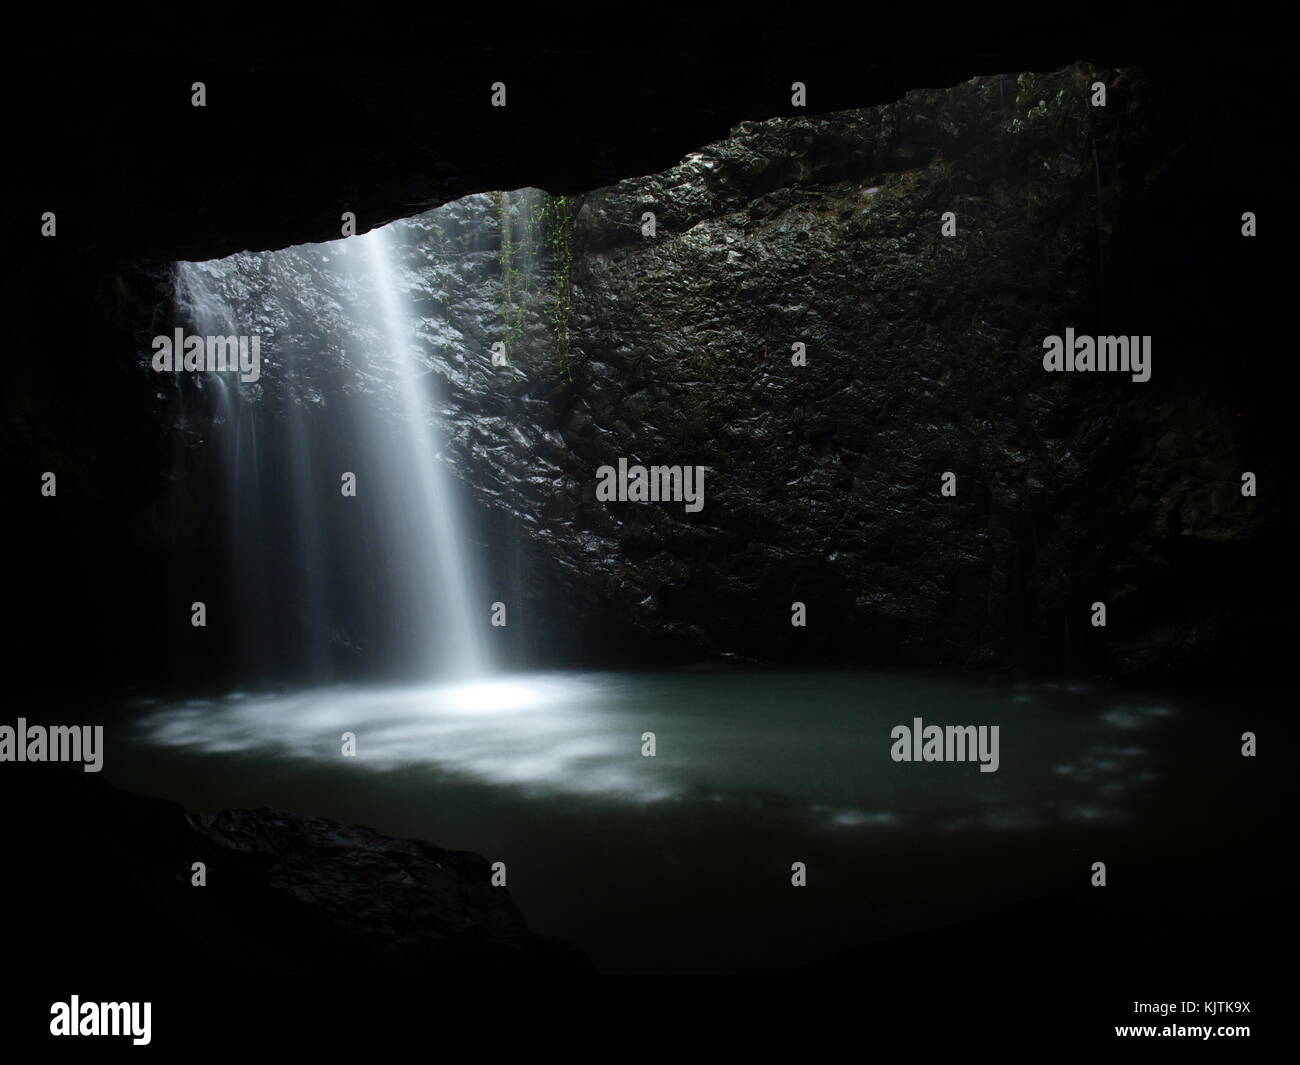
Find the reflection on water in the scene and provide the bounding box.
[112,668,1275,972]
[132,669,1181,831]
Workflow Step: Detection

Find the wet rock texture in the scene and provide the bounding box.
[445,64,1293,676]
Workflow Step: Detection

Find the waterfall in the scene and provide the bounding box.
[172,210,492,683]
[346,223,489,677]
[173,260,275,678]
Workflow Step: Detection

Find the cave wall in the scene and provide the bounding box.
[458,63,1295,677]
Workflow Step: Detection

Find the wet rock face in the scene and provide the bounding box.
[441,64,1293,676]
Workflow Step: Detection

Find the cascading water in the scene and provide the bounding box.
[172,260,276,677]
[344,223,488,677]
[172,209,494,682]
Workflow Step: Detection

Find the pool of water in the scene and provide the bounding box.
[89,668,1276,972]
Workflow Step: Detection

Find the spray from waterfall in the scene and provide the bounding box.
[172,210,492,683]
[346,223,489,677]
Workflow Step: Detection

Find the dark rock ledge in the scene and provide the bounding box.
[187,807,589,975]
[5,764,589,992]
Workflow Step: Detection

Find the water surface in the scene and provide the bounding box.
[99,668,1273,972]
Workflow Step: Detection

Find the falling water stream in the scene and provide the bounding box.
[173,210,492,682]
[348,224,488,677]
